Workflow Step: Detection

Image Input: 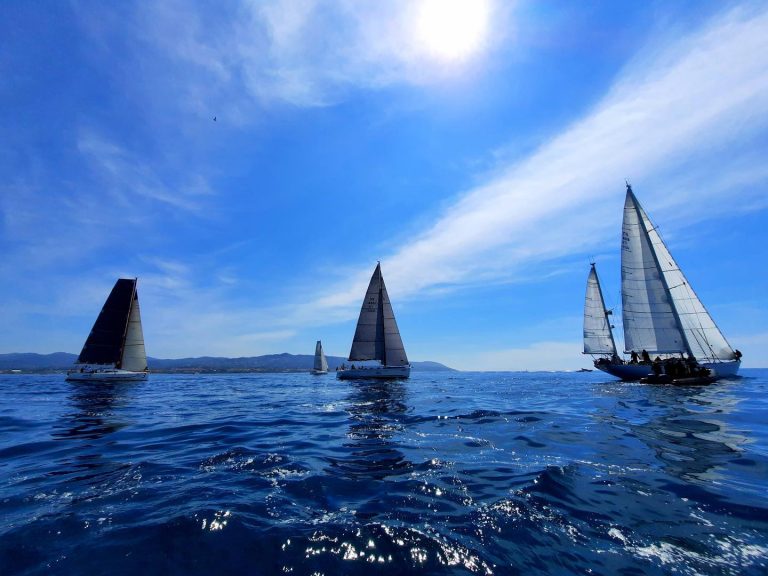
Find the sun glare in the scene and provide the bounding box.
[415,0,490,62]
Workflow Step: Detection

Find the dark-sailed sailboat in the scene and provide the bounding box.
[584,184,741,382]
[337,262,410,380]
[66,278,149,382]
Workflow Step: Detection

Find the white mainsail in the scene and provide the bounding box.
[583,264,618,356]
[621,187,735,361]
[121,292,147,372]
[348,263,409,367]
[314,340,328,372]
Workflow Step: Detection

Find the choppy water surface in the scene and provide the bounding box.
[1,370,767,575]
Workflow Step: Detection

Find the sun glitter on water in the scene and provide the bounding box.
[415,0,491,62]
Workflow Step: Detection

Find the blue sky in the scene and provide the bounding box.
[2,0,767,370]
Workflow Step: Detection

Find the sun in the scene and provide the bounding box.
[415,0,491,62]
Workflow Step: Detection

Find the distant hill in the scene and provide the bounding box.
[0,352,456,373]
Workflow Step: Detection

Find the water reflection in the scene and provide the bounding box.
[329,380,411,480]
[601,381,747,481]
[48,381,135,488]
[53,381,130,440]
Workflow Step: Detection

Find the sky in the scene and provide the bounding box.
[2,0,768,371]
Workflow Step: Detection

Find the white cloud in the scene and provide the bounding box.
[295,3,768,321]
[134,0,510,110]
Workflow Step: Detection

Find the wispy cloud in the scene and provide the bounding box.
[290,3,768,323]
[78,131,212,214]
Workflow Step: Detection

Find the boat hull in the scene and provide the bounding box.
[65,369,148,382]
[595,360,740,381]
[336,366,411,380]
[311,370,328,375]
[640,374,716,386]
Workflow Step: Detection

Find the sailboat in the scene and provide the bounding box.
[311,340,329,375]
[337,262,410,380]
[66,278,149,382]
[584,184,741,381]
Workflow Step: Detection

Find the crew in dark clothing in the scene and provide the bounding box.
[630,351,639,364]
[641,349,651,363]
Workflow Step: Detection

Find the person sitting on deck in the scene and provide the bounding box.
[685,354,698,375]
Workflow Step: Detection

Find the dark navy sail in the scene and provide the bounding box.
[338,262,410,379]
[348,263,408,366]
[77,278,138,367]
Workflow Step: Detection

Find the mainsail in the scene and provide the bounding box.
[348,263,409,367]
[621,186,735,361]
[76,278,147,370]
[583,264,618,356]
[314,340,328,372]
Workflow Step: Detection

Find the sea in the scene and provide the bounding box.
[1,370,767,575]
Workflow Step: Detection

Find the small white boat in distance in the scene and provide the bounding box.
[66,278,149,382]
[311,340,328,374]
[337,262,410,380]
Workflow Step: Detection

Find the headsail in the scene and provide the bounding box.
[77,278,143,367]
[314,340,328,372]
[348,263,409,366]
[583,264,618,356]
[621,186,735,361]
[121,290,147,371]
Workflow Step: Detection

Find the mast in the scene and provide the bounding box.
[378,279,386,366]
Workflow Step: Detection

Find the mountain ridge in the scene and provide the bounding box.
[0,352,456,373]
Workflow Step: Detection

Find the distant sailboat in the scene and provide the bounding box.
[312,340,328,375]
[66,278,149,382]
[337,263,410,380]
[584,184,741,381]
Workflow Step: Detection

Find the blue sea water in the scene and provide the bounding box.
[1,370,767,575]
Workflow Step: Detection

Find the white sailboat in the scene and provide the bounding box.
[585,184,741,381]
[311,340,329,375]
[66,278,149,382]
[337,262,410,380]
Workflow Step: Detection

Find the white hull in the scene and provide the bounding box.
[336,365,410,380]
[66,368,148,382]
[311,369,328,375]
[595,360,740,381]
